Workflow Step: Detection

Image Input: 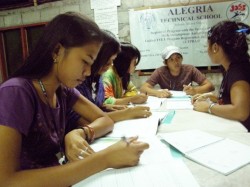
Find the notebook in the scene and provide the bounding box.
[73,137,200,187]
[159,129,250,175]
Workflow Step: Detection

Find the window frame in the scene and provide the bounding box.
[0,22,47,82]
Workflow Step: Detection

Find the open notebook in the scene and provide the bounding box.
[159,129,250,175]
[73,137,199,187]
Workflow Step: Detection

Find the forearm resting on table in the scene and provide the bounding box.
[108,107,139,122]
[113,97,133,105]
[108,110,130,122]
[140,87,161,97]
[77,116,114,139]
[208,103,249,122]
[140,84,154,95]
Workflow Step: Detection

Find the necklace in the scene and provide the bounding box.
[38,79,66,165]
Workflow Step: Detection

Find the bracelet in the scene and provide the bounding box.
[84,125,95,143]
[78,126,89,141]
[208,103,216,114]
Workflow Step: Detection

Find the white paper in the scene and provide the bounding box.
[73,137,200,187]
[106,112,160,138]
[159,97,193,110]
[135,96,165,110]
[94,6,118,36]
[90,0,120,9]
[169,90,190,98]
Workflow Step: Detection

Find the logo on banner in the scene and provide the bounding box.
[226,1,249,21]
[139,12,156,30]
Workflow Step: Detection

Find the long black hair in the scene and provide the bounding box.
[84,29,120,91]
[208,20,250,65]
[12,12,103,79]
[113,42,141,90]
[90,30,120,78]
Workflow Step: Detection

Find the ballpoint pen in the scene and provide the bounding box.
[158,118,161,126]
[156,119,161,133]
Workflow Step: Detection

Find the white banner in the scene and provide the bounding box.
[129,0,250,70]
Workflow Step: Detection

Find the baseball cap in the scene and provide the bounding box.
[161,46,182,60]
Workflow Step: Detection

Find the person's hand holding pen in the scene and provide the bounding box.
[183,82,195,95]
[101,136,149,168]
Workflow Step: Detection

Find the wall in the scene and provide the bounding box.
[0,0,224,93]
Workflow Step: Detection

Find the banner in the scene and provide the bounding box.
[129,0,250,70]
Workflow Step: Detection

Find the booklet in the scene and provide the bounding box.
[159,129,250,175]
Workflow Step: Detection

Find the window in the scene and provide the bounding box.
[0,0,60,11]
[0,23,46,82]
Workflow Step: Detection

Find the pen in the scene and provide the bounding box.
[158,118,161,126]
[157,119,161,134]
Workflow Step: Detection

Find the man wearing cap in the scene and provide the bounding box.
[140,45,214,98]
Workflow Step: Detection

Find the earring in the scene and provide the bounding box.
[53,58,57,63]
